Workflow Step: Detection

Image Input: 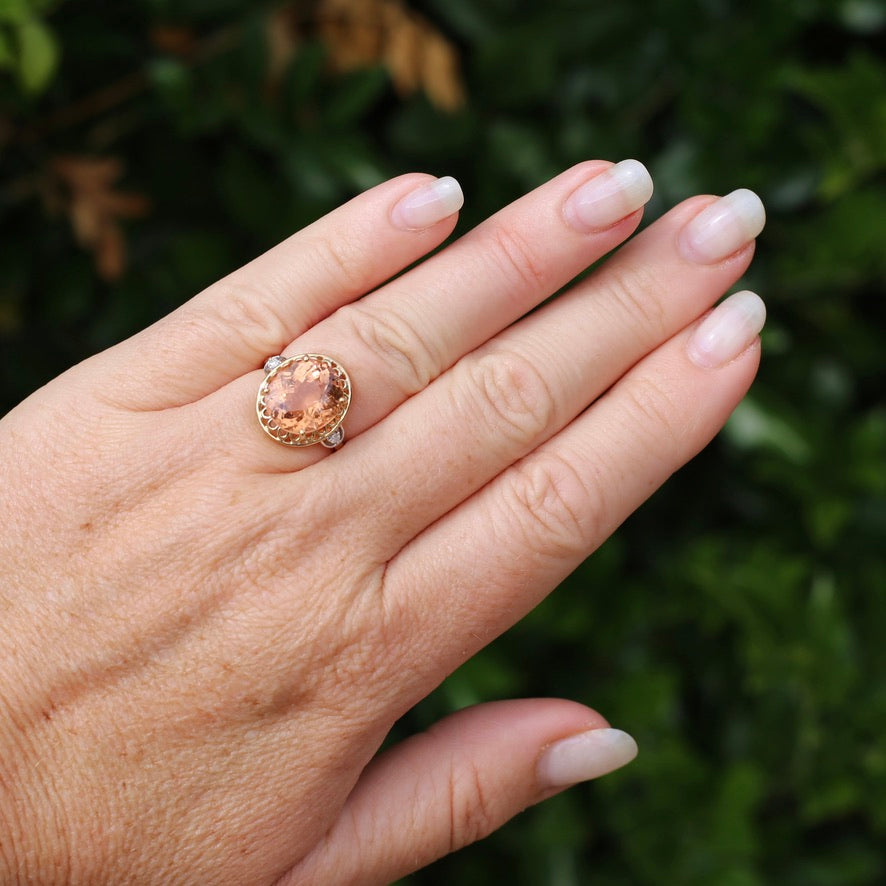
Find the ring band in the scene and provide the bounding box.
[256,354,351,449]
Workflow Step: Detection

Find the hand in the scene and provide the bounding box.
[0,160,765,885]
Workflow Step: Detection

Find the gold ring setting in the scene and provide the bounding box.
[256,354,351,449]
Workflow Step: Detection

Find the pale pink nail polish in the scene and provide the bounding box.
[678,189,766,264]
[391,176,464,231]
[687,290,767,368]
[563,160,654,233]
[537,728,639,788]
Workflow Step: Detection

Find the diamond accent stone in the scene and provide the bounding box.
[257,354,350,446]
[263,355,286,374]
[320,426,345,449]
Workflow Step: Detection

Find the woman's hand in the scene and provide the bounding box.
[0,161,765,885]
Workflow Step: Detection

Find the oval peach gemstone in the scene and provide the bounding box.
[261,356,349,445]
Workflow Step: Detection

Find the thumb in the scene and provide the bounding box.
[287,699,638,886]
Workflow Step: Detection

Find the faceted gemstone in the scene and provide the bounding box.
[258,355,350,446]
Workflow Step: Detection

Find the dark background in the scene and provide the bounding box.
[2,1,885,883]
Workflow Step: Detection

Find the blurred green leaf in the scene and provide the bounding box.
[0,26,14,66]
[840,0,886,33]
[0,0,30,23]
[787,52,886,199]
[15,15,57,92]
[724,398,812,463]
[322,68,388,128]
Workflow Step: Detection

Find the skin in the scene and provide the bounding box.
[0,162,760,885]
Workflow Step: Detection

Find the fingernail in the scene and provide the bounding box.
[537,727,639,788]
[678,189,766,263]
[391,176,464,231]
[687,290,767,368]
[563,159,654,233]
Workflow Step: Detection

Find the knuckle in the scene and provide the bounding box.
[342,303,437,394]
[485,222,548,291]
[623,374,684,451]
[464,350,556,447]
[303,231,367,295]
[304,561,411,706]
[598,261,668,337]
[447,759,496,851]
[202,278,291,355]
[507,453,603,560]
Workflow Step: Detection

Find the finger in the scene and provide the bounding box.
[385,293,765,674]
[287,700,637,886]
[95,174,463,408]
[338,191,764,551]
[202,159,653,470]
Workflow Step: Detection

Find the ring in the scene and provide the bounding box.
[256,354,351,449]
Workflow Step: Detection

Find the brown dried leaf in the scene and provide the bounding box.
[265,7,301,93]
[52,155,122,192]
[51,155,150,282]
[419,30,464,112]
[318,0,384,69]
[69,195,102,245]
[381,5,422,95]
[316,0,464,111]
[149,26,197,57]
[96,224,126,282]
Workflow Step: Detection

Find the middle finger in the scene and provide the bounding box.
[203,160,654,469]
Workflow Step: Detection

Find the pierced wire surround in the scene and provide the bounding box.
[256,354,351,448]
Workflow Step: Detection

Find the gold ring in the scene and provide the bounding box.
[256,354,351,449]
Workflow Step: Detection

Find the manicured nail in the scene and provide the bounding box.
[678,189,766,263]
[537,728,639,788]
[563,159,654,233]
[687,290,767,368]
[391,176,464,231]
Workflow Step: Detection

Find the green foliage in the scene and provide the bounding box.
[1,0,885,883]
[0,0,61,93]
